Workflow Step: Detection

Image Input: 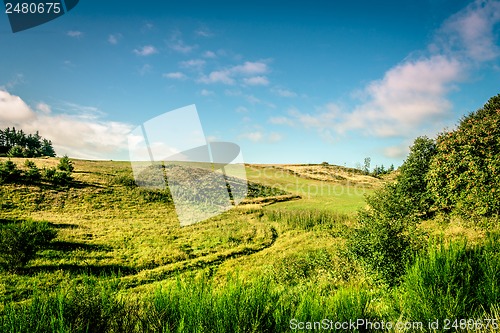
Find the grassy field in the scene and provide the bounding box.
[0,157,499,332]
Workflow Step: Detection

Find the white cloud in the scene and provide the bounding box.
[269,116,294,126]
[197,60,270,86]
[243,76,269,86]
[133,45,158,56]
[232,61,268,75]
[163,72,187,80]
[236,106,248,113]
[168,32,197,53]
[203,51,216,58]
[138,64,152,75]
[180,59,206,69]
[0,74,24,91]
[238,131,263,142]
[384,144,410,159]
[108,33,122,45]
[238,131,283,143]
[195,28,214,37]
[0,90,133,160]
[200,89,214,96]
[0,90,35,122]
[36,102,51,114]
[437,0,500,62]
[272,87,297,97]
[342,55,462,137]
[198,70,234,84]
[66,30,83,38]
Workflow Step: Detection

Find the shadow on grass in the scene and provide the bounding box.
[23,263,138,276]
[46,240,112,252]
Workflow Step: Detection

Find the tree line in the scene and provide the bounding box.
[0,127,56,157]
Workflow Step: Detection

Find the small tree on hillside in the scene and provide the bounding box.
[58,155,74,172]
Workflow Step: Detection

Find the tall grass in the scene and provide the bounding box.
[265,209,351,231]
[0,274,377,333]
[398,234,500,323]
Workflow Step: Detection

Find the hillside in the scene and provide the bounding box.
[0,158,376,296]
[0,157,498,332]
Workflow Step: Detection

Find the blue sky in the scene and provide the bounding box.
[0,0,499,168]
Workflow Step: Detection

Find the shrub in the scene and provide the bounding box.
[57,155,74,172]
[24,159,41,182]
[6,145,25,157]
[348,184,424,286]
[0,219,57,272]
[427,94,500,217]
[349,137,434,286]
[0,160,21,183]
[43,167,73,185]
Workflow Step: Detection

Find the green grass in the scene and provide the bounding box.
[0,157,499,332]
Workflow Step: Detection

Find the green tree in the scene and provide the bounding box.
[397,136,437,216]
[40,139,56,157]
[427,94,500,217]
[57,155,74,172]
[24,160,41,182]
[349,137,435,285]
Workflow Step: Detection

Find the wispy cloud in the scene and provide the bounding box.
[200,89,214,96]
[203,51,217,58]
[133,45,158,56]
[271,87,297,97]
[269,116,294,126]
[163,72,187,80]
[198,61,270,86]
[198,70,234,84]
[0,90,133,159]
[435,0,500,62]
[66,30,83,38]
[232,61,268,75]
[0,74,24,91]
[36,102,51,114]
[138,64,152,76]
[168,31,197,53]
[180,59,206,70]
[195,27,214,38]
[108,33,122,45]
[238,130,283,143]
[243,76,269,86]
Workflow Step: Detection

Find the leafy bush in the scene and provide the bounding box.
[0,219,57,272]
[57,155,74,172]
[427,94,500,217]
[43,167,73,185]
[349,184,424,286]
[349,137,434,286]
[24,159,41,182]
[0,160,21,183]
[7,145,26,157]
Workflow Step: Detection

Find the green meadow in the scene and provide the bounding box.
[0,157,499,332]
